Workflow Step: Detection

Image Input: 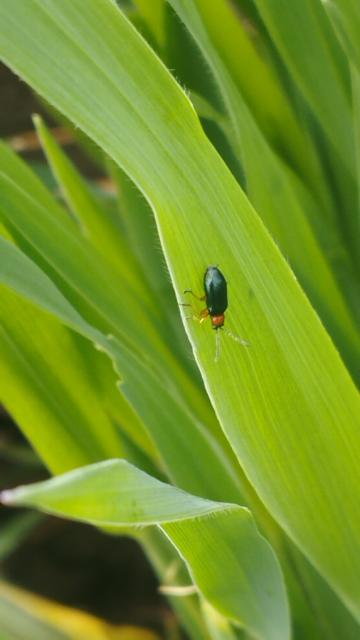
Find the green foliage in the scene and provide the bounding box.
[1,459,289,640]
[0,1,359,638]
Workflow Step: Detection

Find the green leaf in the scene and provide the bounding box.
[0,235,243,503]
[0,224,293,638]
[323,0,360,72]
[1,0,360,622]
[109,161,193,371]
[0,238,208,637]
[170,0,316,189]
[201,601,239,640]
[0,144,216,438]
[133,0,166,49]
[5,227,357,640]
[0,235,159,462]
[246,1,359,274]
[108,337,244,503]
[138,527,209,640]
[352,66,360,220]
[109,161,171,299]
[248,0,360,273]
[33,115,150,295]
[324,1,360,236]
[168,0,360,382]
[0,285,124,472]
[1,459,290,640]
[0,157,159,360]
[252,0,354,174]
[0,235,88,332]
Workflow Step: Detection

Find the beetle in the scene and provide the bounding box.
[184,265,228,329]
[182,266,248,361]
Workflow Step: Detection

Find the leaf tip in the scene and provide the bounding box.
[0,489,17,505]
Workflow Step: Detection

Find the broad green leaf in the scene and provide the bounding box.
[1,459,290,640]
[1,0,360,622]
[168,0,360,383]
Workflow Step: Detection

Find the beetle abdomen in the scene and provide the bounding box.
[204,266,228,316]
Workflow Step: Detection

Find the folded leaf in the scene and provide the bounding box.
[1,459,290,640]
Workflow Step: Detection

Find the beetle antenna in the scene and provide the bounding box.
[224,328,250,347]
[215,330,221,363]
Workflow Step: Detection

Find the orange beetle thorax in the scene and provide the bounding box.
[211,314,225,329]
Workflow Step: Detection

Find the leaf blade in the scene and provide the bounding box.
[1,459,290,640]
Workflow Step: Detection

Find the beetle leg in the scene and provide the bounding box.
[199,308,209,323]
[183,289,206,301]
[184,308,209,323]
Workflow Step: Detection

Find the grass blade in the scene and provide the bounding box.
[323,0,360,71]
[0,286,124,472]
[33,115,148,287]
[252,0,354,174]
